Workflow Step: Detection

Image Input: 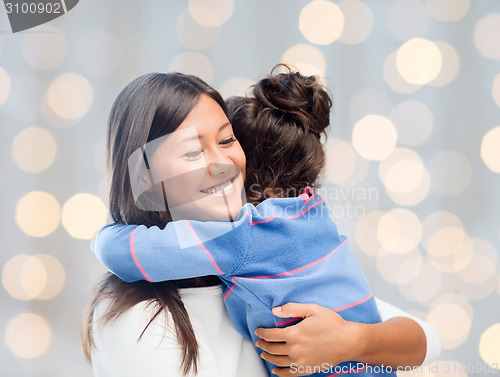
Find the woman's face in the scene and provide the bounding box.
[147,94,246,222]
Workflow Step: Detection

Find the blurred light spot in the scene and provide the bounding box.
[425,0,469,21]
[427,227,473,273]
[281,44,327,78]
[379,147,430,206]
[390,101,433,146]
[387,170,430,206]
[455,238,498,300]
[377,208,422,254]
[474,14,500,60]
[2,255,33,300]
[20,256,46,298]
[429,42,460,87]
[176,10,221,50]
[169,51,213,84]
[480,323,500,367]
[325,138,355,183]
[386,160,424,194]
[337,0,373,44]
[377,247,422,284]
[62,193,107,240]
[188,0,234,27]
[481,126,500,173]
[35,254,65,300]
[5,313,52,358]
[355,210,384,256]
[493,74,500,108]
[0,66,11,105]
[325,138,369,187]
[422,210,463,246]
[427,302,471,349]
[398,260,442,302]
[219,77,255,99]
[47,73,93,120]
[1,255,58,300]
[16,192,61,237]
[325,138,369,186]
[77,31,122,77]
[12,127,57,173]
[22,25,66,70]
[429,151,472,196]
[348,88,393,124]
[386,0,431,41]
[428,226,466,258]
[352,115,397,160]
[383,51,421,93]
[396,38,442,85]
[299,0,344,45]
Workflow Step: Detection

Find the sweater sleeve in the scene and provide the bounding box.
[92,215,252,283]
[374,297,441,365]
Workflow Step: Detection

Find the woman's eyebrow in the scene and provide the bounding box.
[218,122,231,131]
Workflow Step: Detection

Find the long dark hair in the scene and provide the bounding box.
[227,65,332,202]
[82,72,227,375]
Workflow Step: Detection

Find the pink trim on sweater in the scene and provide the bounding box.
[184,220,224,275]
[274,317,302,327]
[299,186,315,204]
[223,283,237,301]
[273,291,373,327]
[247,237,348,280]
[332,292,374,312]
[130,229,153,282]
[244,199,324,226]
[224,238,349,301]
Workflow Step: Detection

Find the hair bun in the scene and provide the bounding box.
[252,65,332,136]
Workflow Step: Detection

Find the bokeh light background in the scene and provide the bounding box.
[1,0,499,376]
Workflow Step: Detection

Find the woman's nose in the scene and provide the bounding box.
[206,150,233,178]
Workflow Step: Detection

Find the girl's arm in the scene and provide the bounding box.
[92,218,249,283]
[255,301,440,377]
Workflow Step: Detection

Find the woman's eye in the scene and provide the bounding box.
[183,150,203,160]
[220,137,236,146]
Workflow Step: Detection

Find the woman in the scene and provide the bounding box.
[82,72,439,377]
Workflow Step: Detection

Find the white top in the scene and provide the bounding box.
[91,286,440,377]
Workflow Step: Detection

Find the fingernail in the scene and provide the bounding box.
[273,306,282,313]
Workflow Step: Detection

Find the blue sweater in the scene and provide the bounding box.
[93,191,396,377]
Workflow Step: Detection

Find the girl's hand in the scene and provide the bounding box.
[254,303,364,377]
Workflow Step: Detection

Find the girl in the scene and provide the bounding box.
[83,70,438,377]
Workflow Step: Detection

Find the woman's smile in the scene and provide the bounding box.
[200,170,240,197]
